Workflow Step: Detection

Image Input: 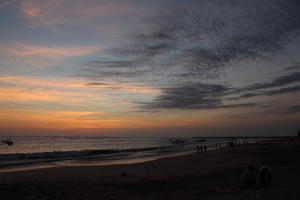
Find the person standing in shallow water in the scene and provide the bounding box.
[197,145,200,153]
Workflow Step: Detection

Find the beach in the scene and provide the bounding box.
[0,140,299,200]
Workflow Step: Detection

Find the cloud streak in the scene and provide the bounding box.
[229,71,300,100]
[245,72,300,91]
[141,70,300,110]
[0,75,159,94]
[140,83,257,110]
[9,43,97,59]
[21,0,141,27]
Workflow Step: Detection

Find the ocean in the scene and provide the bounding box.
[0,136,266,171]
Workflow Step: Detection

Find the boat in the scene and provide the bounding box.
[2,138,14,145]
[192,137,207,142]
[170,139,185,144]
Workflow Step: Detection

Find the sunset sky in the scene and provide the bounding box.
[0,0,300,137]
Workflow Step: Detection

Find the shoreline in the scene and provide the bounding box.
[1,140,299,199]
[0,149,195,173]
[0,139,283,173]
[0,137,275,173]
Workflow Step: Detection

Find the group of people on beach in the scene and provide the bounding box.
[197,141,244,153]
[241,165,272,188]
[196,145,207,153]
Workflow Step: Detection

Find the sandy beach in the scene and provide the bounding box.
[0,140,299,200]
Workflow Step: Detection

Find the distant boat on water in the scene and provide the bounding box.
[2,138,14,145]
[192,137,207,142]
[170,139,185,144]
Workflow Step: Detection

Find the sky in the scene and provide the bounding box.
[0,0,300,137]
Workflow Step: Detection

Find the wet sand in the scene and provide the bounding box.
[0,140,299,200]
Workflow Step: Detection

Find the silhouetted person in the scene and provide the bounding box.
[200,146,203,153]
[120,171,128,176]
[295,128,300,141]
[197,145,200,153]
[204,146,207,152]
[259,165,272,187]
[215,143,218,149]
[241,165,258,188]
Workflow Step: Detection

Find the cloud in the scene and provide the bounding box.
[0,87,90,103]
[140,70,300,110]
[84,82,159,93]
[21,0,141,27]
[85,60,138,68]
[0,76,159,94]
[140,82,256,110]
[98,0,300,82]
[236,85,300,99]
[246,72,300,91]
[142,83,228,109]
[0,108,116,130]
[229,72,300,100]
[0,0,16,8]
[9,43,97,59]
[78,0,300,111]
[80,0,300,84]
[285,63,300,71]
[287,105,300,113]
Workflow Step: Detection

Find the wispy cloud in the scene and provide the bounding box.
[0,109,113,129]
[139,70,300,110]
[245,72,300,91]
[21,0,140,27]
[230,72,300,100]
[0,86,103,103]
[9,42,97,59]
[285,63,300,71]
[139,82,257,110]
[287,105,300,113]
[0,76,159,94]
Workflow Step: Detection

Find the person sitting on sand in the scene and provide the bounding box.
[241,165,259,188]
[259,165,272,187]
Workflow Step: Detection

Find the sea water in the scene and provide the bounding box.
[0,136,267,170]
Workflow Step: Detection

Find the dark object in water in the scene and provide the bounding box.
[2,139,14,145]
[170,139,185,144]
[196,139,206,142]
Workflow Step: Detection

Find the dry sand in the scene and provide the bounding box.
[0,140,299,200]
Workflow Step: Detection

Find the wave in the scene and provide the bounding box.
[0,145,175,163]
